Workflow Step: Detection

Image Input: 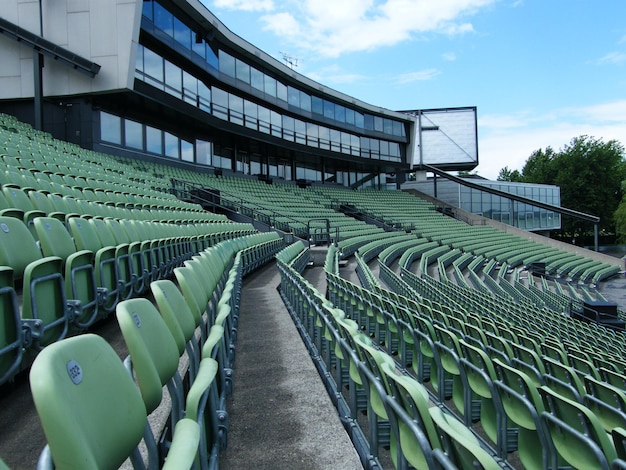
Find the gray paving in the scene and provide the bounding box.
[219,262,362,469]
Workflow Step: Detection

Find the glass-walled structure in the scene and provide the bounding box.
[408,178,561,231]
[96,0,412,188]
[0,0,481,189]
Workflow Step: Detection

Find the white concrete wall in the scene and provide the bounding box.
[0,0,141,99]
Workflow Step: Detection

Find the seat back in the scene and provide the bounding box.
[116,298,181,415]
[0,216,43,279]
[151,279,197,354]
[429,407,501,470]
[0,267,23,385]
[29,334,147,470]
[540,385,617,466]
[33,216,77,260]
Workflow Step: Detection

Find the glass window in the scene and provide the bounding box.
[360,138,370,158]
[383,118,392,135]
[330,129,341,153]
[288,86,300,107]
[244,100,258,130]
[264,75,277,97]
[306,123,318,148]
[153,3,173,37]
[192,33,205,59]
[390,142,400,160]
[351,134,360,156]
[251,67,264,91]
[340,132,351,154]
[355,112,364,128]
[300,92,311,113]
[312,96,323,115]
[276,82,288,102]
[181,139,194,162]
[295,120,306,145]
[146,125,162,155]
[229,94,244,126]
[124,119,143,150]
[173,17,191,49]
[198,81,211,112]
[258,106,270,134]
[335,105,345,124]
[211,87,229,120]
[196,139,212,166]
[250,156,262,175]
[282,116,295,141]
[370,139,380,159]
[236,59,250,84]
[164,132,179,159]
[143,47,163,88]
[374,116,384,132]
[319,126,330,150]
[379,140,389,158]
[206,44,219,70]
[135,44,144,74]
[345,108,355,126]
[142,0,153,20]
[393,120,404,137]
[323,100,334,120]
[271,110,282,137]
[164,60,182,98]
[219,50,235,77]
[183,70,198,105]
[100,112,121,145]
[364,114,373,130]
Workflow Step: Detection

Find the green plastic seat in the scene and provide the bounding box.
[173,266,208,339]
[493,357,557,470]
[583,375,626,432]
[380,361,441,468]
[459,339,513,457]
[116,298,225,468]
[151,279,201,381]
[33,216,100,328]
[30,333,199,470]
[67,217,120,314]
[0,216,68,349]
[0,266,22,385]
[542,355,586,401]
[429,407,501,470]
[540,385,617,469]
[613,427,626,461]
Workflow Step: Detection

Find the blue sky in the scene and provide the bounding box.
[202,0,626,179]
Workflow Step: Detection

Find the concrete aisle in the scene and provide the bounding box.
[219,262,363,470]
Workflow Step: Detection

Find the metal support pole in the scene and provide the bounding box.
[33,51,43,131]
[433,172,438,198]
[33,0,44,131]
[594,223,599,252]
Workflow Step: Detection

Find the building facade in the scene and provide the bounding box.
[406,177,562,232]
[2,0,448,189]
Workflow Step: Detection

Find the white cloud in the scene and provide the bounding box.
[596,51,626,66]
[212,0,274,11]
[395,68,441,84]
[258,0,496,57]
[260,12,301,37]
[442,52,457,61]
[476,100,626,180]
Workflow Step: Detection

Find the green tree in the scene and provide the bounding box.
[498,136,626,237]
[521,147,558,183]
[497,166,523,182]
[555,136,625,236]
